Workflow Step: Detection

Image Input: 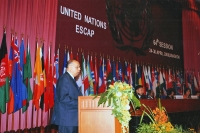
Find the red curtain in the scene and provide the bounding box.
[0,0,58,132]
[182,0,200,73]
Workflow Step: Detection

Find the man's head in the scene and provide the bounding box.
[67,60,81,77]
[135,85,144,96]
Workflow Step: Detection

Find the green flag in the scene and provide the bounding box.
[22,40,33,113]
[0,31,9,113]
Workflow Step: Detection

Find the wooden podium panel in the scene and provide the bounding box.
[78,96,121,133]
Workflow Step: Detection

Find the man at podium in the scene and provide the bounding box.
[51,60,83,133]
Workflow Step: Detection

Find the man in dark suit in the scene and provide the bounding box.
[51,60,82,133]
[134,85,146,99]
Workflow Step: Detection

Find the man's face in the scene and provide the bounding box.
[136,87,144,95]
[69,61,81,77]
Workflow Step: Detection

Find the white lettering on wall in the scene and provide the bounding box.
[60,6,82,20]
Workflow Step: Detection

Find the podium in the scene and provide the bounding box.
[78,96,122,133]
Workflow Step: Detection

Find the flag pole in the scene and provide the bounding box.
[6,113,9,132]
[12,113,14,131]
[0,112,1,131]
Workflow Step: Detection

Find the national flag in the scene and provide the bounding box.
[176,70,182,95]
[93,56,98,94]
[33,43,43,110]
[9,37,27,112]
[127,62,131,84]
[98,57,106,93]
[19,38,28,110]
[147,66,152,90]
[81,53,89,95]
[62,49,67,74]
[151,67,156,95]
[22,40,33,112]
[0,31,9,113]
[7,36,15,114]
[106,58,112,87]
[118,61,122,81]
[124,61,128,83]
[70,49,73,59]
[44,45,54,112]
[111,60,116,84]
[135,63,139,86]
[187,71,191,89]
[162,69,167,95]
[160,69,167,97]
[138,65,142,85]
[39,45,46,110]
[116,60,118,80]
[165,68,169,90]
[53,48,59,101]
[141,66,146,95]
[143,66,149,90]
[168,69,173,88]
[86,55,94,95]
[45,63,54,112]
[129,63,133,86]
[103,58,107,88]
[90,55,95,84]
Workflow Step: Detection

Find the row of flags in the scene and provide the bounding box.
[0,31,56,114]
[1,31,200,114]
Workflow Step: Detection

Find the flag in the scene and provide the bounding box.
[162,69,167,95]
[81,53,89,95]
[118,61,122,81]
[7,36,15,114]
[70,50,73,60]
[135,63,139,86]
[86,55,94,95]
[22,40,33,112]
[19,38,28,110]
[9,37,27,112]
[143,66,149,90]
[126,62,131,84]
[159,69,167,97]
[106,58,112,87]
[148,66,152,90]
[0,31,9,113]
[151,67,156,95]
[89,55,96,94]
[98,57,106,93]
[103,58,107,88]
[33,43,43,110]
[116,61,119,80]
[44,45,54,112]
[128,63,133,86]
[93,56,98,94]
[62,49,67,74]
[45,62,54,112]
[111,60,116,84]
[141,66,146,95]
[39,45,46,110]
[53,48,59,101]
[138,65,142,85]
[124,61,128,83]
[176,70,182,95]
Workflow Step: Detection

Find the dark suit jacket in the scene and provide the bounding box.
[51,72,82,126]
[134,92,146,99]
